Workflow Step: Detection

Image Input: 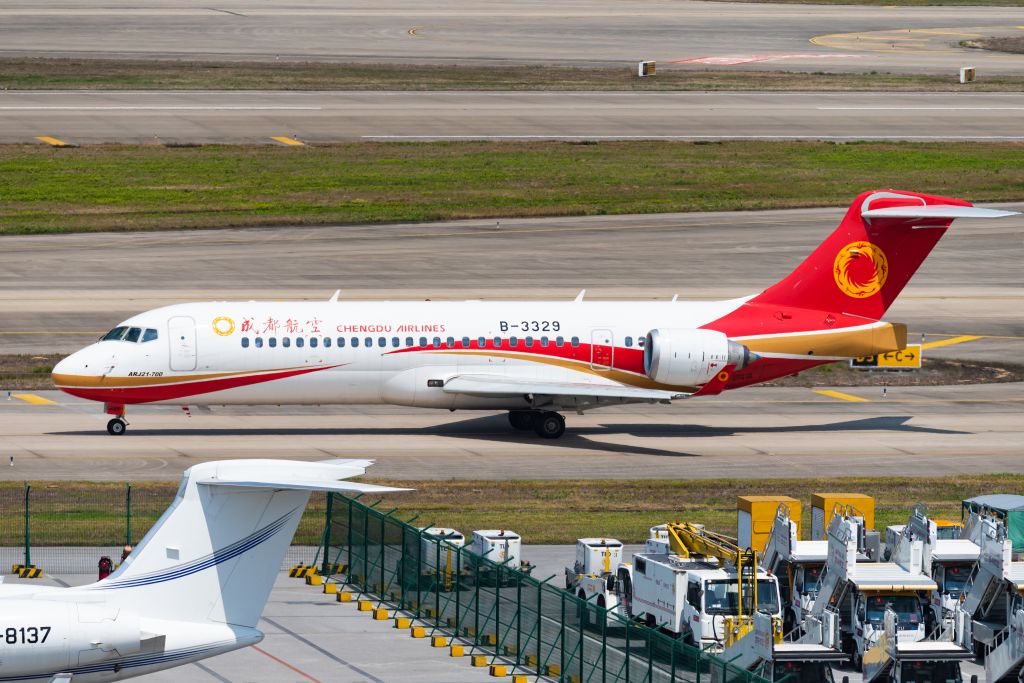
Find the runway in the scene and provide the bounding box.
[1,384,1021,481]
[7,91,1024,144]
[0,0,1021,75]
[2,205,1021,357]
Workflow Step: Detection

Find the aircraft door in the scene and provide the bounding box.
[590,329,613,371]
[168,316,197,371]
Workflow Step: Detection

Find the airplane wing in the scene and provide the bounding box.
[441,374,689,403]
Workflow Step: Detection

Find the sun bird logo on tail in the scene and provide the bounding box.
[833,241,888,298]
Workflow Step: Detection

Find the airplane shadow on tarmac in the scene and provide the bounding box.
[55,414,970,459]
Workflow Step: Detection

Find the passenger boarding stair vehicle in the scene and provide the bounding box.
[861,608,973,683]
[616,523,782,653]
[957,514,1024,681]
[762,505,836,636]
[798,506,937,671]
[0,458,406,682]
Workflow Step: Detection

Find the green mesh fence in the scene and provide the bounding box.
[321,493,770,683]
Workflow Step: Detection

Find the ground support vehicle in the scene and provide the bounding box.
[956,514,1024,681]
[468,529,534,585]
[799,507,936,671]
[715,611,846,681]
[862,608,973,682]
[413,527,467,592]
[565,537,624,617]
[617,523,782,651]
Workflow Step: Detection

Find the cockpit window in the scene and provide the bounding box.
[102,326,128,341]
[142,328,158,342]
[124,327,142,343]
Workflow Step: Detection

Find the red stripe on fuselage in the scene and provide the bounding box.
[386,339,648,375]
[59,365,339,404]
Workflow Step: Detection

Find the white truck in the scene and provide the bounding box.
[862,607,973,683]
[565,538,624,615]
[417,527,466,590]
[616,523,782,650]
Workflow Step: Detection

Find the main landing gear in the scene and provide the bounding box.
[508,410,566,439]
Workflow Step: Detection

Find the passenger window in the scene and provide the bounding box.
[525,336,534,347]
[493,337,501,347]
[540,336,549,347]
[352,337,359,348]
[510,337,518,347]
[102,326,128,341]
[255,337,264,348]
[406,337,414,347]
[446,337,454,347]
[571,336,580,347]
[462,336,470,347]
[124,327,142,343]
[337,337,345,348]
[283,337,291,348]
[296,338,304,348]
[478,337,486,347]
[419,337,427,347]
[432,337,441,348]
[142,328,158,342]
[269,337,277,348]
[365,337,372,347]
[392,337,400,347]
[625,336,633,348]
[378,337,386,348]
[323,337,331,348]
[556,336,564,347]
[241,337,250,348]
[310,337,318,348]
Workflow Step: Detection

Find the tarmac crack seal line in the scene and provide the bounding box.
[259,616,385,683]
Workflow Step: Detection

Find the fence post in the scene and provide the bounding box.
[516,572,522,668]
[560,590,566,678]
[321,492,333,575]
[23,483,30,568]
[455,544,462,632]
[125,483,132,546]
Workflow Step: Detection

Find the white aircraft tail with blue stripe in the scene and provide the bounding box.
[86,459,406,628]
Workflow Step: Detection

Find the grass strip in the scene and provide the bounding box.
[1,58,1022,92]
[962,36,1024,55]
[0,476,1016,546]
[1,141,1022,235]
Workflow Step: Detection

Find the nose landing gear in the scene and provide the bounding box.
[106,418,127,436]
[104,402,127,436]
[507,410,566,439]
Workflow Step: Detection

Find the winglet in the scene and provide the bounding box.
[574,289,586,302]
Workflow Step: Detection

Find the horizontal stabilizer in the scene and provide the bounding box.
[863,205,1019,220]
[443,374,687,401]
[193,459,409,493]
[198,479,409,494]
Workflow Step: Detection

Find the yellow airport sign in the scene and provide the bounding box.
[850,344,922,369]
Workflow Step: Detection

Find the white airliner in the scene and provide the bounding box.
[0,458,404,682]
[52,190,1017,438]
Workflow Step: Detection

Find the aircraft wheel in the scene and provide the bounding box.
[508,410,536,431]
[106,418,127,436]
[533,411,565,439]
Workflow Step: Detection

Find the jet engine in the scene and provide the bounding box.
[644,329,758,386]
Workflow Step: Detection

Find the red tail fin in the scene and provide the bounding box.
[753,190,986,319]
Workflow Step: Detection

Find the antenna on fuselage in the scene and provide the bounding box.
[329,290,340,303]
[574,289,585,303]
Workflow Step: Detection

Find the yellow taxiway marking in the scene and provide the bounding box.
[407,26,422,37]
[35,136,69,147]
[11,393,56,405]
[921,335,984,351]
[814,389,870,403]
[271,136,304,146]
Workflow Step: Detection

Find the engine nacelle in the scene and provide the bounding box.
[644,329,757,386]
